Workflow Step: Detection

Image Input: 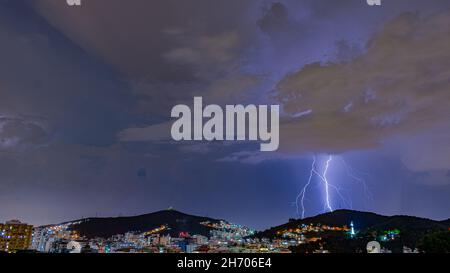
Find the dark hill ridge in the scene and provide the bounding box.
[257,209,449,238]
[50,209,449,239]
[62,209,222,239]
[370,215,448,231]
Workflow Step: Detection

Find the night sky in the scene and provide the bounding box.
[1,0,450,230]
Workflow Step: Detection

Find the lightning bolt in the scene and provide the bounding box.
[322,155,333,212]
[340,158,374,205]
[294,155,369,218]
[296,156,316,219]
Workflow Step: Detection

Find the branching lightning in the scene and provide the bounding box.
[340,158,374,202]
[296,156,316,219]
[322,156,333,212]
[295,155,372,219]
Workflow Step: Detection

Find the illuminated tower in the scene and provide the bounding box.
[350,221,356,238]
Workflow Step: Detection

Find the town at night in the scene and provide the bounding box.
[0,0,449,270]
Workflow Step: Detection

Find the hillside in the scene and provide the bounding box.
[62,209,222,239]
[441,219,450,228]
[257,209,448,238]
[50,209,449,240]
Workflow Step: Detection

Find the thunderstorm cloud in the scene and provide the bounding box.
[275,11,450,172]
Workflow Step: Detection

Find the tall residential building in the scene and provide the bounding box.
[0,220,33,252]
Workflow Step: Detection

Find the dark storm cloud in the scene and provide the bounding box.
[28,0,263,119]
[275,10,450,170]
[0,0,141,198]
[30,0,257,79]
[258,2,297,43]
[0,0,134,147]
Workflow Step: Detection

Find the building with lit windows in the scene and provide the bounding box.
[0,220,33,252]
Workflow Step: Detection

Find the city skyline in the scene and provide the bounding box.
[3,208,448,253]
